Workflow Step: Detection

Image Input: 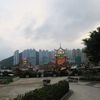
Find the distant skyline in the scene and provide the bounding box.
[0,0,100,60]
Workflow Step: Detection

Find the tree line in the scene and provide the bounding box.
[83,27,100,65]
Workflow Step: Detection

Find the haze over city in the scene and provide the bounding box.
[0,0,100,60]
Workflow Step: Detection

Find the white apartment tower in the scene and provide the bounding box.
[13,50,19,65]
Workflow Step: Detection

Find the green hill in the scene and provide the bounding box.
[0,53,22,67]
[0,56,13,67]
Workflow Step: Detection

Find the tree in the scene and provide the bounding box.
[83,27,100,65]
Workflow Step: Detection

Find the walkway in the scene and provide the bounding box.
[0,77,67,100]
[68,82,100,100]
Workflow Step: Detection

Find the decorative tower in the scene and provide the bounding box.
[55,45,67,66]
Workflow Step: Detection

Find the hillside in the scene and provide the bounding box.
[0,53,22,67]
[0,56,13,67]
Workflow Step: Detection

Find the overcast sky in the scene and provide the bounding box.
[0,0,100,60]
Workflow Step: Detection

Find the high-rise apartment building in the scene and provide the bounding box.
[22,49,36,65]
[65,49,73,63]
[13,50,19,65]
[39,50,50,65]
[49,50,55,63]
[81,49,87,63]
[64,49,87,64]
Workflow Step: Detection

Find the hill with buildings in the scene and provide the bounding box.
[0,48,87,67]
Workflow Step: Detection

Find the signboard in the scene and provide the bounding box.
[56,57,66,65]
[55,54,67,57]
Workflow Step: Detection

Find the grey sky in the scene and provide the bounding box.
[0,0,100,60]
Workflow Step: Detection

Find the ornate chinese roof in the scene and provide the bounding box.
[55,45,66,56]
